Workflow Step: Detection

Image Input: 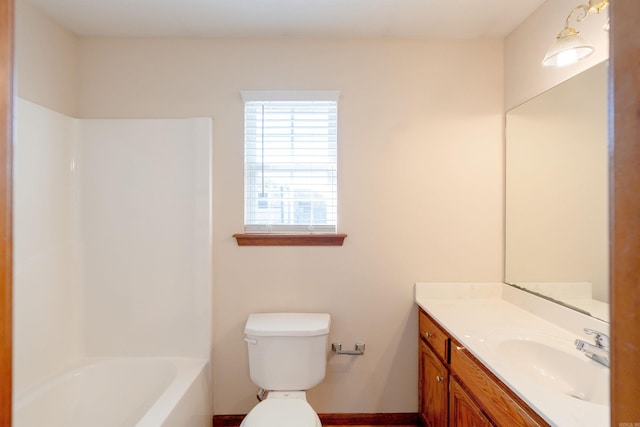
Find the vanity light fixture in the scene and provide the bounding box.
[542,0,609,68]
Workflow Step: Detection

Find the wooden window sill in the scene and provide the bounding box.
[233,233,347,246]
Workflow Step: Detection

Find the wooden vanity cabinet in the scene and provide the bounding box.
[418,308,550,427]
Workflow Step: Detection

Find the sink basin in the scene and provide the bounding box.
[484,330,609,406]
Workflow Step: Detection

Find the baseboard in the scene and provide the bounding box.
[212,412,419,426]
[212,415,244,426]
[320,413,420,425]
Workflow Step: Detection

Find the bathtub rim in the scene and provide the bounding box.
[12,356,210,427]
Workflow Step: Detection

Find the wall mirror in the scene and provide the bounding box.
[505,61,609,322]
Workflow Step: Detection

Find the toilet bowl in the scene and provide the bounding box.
[240,392,321,427]
[241,313,331,427]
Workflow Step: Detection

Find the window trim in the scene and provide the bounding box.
[233,233,347,246]
[237,90,344,246]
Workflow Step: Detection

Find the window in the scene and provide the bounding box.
[241,91,339,235]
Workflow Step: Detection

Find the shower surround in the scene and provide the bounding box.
[13,98,213,424]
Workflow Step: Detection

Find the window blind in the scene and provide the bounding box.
[242,91,339,234]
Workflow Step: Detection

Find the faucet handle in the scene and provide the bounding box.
[584,328,610,348]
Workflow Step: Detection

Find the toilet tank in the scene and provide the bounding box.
[244,313,331,391]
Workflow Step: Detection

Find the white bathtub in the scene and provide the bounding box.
[13,358,211,427]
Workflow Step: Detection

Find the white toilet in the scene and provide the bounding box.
[241,312,331,427]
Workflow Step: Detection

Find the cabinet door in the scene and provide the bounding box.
[419,340,448,427]
[450,344,547,426]
[450,377,492,427]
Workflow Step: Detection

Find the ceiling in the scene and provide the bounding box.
[27,0,547,39]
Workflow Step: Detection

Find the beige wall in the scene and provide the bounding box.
[74,37,505,414]
[504,0,610,309]
[15,0,79,116]
[504,0,609,110]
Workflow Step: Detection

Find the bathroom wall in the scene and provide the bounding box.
[13,99,82,394]
[78,118,212,358]
[15,0,79,116]
[504,0,609,110]
[504,0,610,304]
[76,37,505,414]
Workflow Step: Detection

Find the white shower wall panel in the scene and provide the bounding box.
[78,118,212,358]
[13,99,83,393]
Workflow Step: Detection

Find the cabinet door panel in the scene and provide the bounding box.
[450,344,547,426]
[450,377,492,427]
[420,340,448,427]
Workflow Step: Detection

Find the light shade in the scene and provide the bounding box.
[542,28,594,67]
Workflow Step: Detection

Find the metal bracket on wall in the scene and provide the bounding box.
[332,342,365,355]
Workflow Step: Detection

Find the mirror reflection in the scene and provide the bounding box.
[505,61,609,322]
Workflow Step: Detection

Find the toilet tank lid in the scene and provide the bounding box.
[245,313,331,337]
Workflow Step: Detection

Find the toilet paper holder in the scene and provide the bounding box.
[332,342,365,355]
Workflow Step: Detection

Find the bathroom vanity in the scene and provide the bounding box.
[419,308,547,426]
[415,282,609,427]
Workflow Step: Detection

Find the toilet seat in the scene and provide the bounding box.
[240,393,321,427]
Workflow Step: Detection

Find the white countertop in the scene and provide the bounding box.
[415,282,610,427]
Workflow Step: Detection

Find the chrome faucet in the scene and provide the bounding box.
[575,328,610,368]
